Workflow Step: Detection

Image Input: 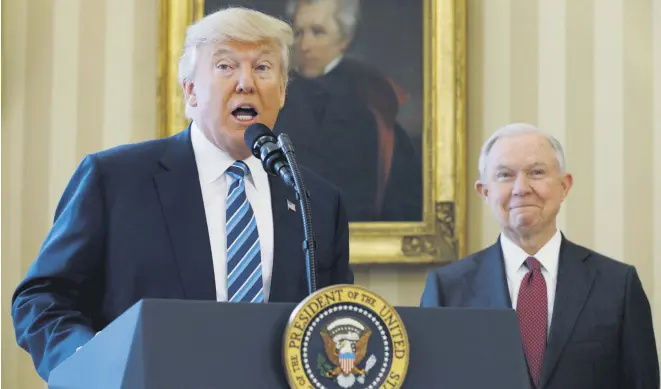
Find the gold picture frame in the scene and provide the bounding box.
[157,0,467,265]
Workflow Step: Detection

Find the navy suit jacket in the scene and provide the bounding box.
[11,127,354,381]
[420,236,659,389]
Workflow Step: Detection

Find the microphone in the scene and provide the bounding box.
[243,123,318,296]
[277,133,317,295]
[244,123,295,188]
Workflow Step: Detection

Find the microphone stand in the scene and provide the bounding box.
[277,134,317,295]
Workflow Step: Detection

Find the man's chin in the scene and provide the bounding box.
[511,216,541,231]
[298,66,323,78]
[227,144,253,161]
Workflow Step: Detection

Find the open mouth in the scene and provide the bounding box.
[231,105,258,122]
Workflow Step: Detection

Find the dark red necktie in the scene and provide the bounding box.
[516,257,547,388]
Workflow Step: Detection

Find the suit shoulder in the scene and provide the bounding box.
[578,243,635,276]
[85,131,189,179]
[558,238,635,284]
[92,136,171,165]
[431,247,491,280]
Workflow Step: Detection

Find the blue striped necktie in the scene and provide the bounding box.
[225,161,263,303]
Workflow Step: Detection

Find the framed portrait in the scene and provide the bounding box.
[158,0,467,264]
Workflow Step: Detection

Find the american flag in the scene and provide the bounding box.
[339,352,355,375]
[287,199,296,212]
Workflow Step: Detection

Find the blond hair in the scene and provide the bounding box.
[178,7,294,117]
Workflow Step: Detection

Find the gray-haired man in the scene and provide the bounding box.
[421,123,658,389]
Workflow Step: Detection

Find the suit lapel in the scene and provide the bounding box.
[153,128,216,300]
[469,241,512,309]
[267,176,305,302]
[540,237,595,388]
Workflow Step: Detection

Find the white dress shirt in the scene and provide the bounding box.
[190,122,274,302]
[324,55,343,74]
[500,229,561,331]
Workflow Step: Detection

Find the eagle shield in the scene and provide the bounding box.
[320,317,372,379]
[339,351,355,375]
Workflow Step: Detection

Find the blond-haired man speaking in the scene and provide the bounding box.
[12,7,353,381]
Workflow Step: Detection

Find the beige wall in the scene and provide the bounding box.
[2,0,159,387]
[2,0,661,387]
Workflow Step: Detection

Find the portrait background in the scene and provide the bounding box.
[158,0,468,265]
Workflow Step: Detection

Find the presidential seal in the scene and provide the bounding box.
[283,285,409,389]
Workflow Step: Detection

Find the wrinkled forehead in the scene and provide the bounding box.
[487,133,559,170]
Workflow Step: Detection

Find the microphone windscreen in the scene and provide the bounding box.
[244,123,274,149]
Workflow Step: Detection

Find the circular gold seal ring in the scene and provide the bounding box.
[283,284,409,389]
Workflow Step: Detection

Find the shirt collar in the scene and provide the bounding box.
[190,121,268,191]
[324,55,343,74]
[500,229,561,276]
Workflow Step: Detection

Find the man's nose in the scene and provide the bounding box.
[512,173,531,195]
[235,65,255,93]
[299,32,312,52]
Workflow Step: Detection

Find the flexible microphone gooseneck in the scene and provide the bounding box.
[244,124,317,295]
[277,133,317,295]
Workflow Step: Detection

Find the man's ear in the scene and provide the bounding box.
[560,172,573,198]
[338,38,351,53]
[280,83,287,109]
[182,80,197,107]
[474,179,488,201]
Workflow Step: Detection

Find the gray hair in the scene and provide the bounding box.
[478,123,567,180]
[285,0,360,42]
[178,7,294,118]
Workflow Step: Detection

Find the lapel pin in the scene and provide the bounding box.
[287,199,296,212]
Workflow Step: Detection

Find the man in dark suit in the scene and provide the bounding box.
[421,123,659,389]
[11,7,353,382]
